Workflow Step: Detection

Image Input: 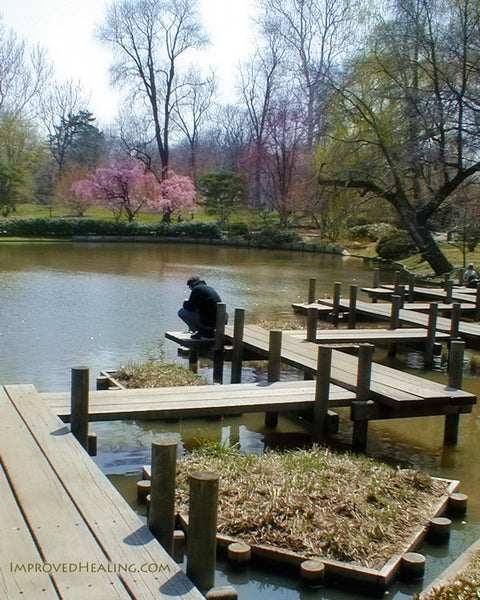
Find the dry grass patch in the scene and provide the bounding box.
[175,444,449,569]
[416,550,480,600]
[116,360,207,388]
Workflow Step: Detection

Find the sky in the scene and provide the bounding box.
[0,0,254,125]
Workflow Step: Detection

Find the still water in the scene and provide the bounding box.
[1,241,479,599]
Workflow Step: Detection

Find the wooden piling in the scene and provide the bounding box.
[393,270,401,294]
[307,307,318,342]
[213,303,227,383]
[424,303,438,369]
[445,340,465,445]
[398,284,405,309]
[230,308,245,384]
[188,349,198,373]
[352,344,374,453]
[445,279,453,303]
[450,303,461,339]
[71,367,89,450]
[348,285,357,329]
[408,273,415,303]
[265,330,282,428]
[372,267,380,288]
[314,346,332,444]
[187,470,219,591]
[148,437,177,556]
[390,295,401,330]
[332,281,341,325]
[475,283,480,321]
[308,277,317,304]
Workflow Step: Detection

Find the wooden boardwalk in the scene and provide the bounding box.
[284,325,450,345]
[364,284,477,305]
[222,325,475,412]
[43,380,356,421]
[0,384,203,600]
[293,299,480,345]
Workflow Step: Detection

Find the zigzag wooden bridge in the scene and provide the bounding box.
[165,300,476,453]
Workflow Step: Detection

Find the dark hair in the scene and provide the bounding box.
[187,275,202,287]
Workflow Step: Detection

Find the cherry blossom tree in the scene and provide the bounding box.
[71,161,196,222]
[158,169,197,223]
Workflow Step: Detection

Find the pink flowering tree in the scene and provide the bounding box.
[157,169,197,223]
[72,161,197,222]
[71,160,160,222]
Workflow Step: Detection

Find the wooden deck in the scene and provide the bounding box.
[0,384,203,600]
[293,299,480,344]
[363,285,477,305]
[222,325,475,412]
[42,380,356,422]
[284,325,450,345]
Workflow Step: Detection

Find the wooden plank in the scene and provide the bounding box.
[43,380,356,421]
[3,384,209,600]
[0,464,59,600]
[285,328,450,344]
[0,388,129,600]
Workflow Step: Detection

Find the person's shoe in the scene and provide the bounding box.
[190,329,215,340]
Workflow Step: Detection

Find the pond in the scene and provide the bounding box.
[1,240,479,599]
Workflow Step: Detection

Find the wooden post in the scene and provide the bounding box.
[314,346,332,443]
[352,344,374,453]
[188,349,198,373]
[373,267,380,288]
[148,437,177,556]
[332,281,341,325]
[187,470,219,591]
[393,270,401,294]
[265,330,282,428]
[390,295,401,330]
[231,308,245,384]
[348,285,357,329]
[71,367,89,450]
[424,303,438,369]
[445,279,453,303]
[308,277,317,304]
[408,273,415,303]
[307,307,318,342]
[213,302,226,383]
[398,285,406,309]
[445,340,465,445]
[450,303,461,339]
[475,283,480,321]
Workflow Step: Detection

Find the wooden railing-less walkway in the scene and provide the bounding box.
[0,384,203,600]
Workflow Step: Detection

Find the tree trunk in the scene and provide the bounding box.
[403,212,453,276]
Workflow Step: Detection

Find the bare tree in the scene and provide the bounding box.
[256,0,352,147]
[0,15,51,120]
[40,80,90,178]
[239,32,284,207]
[97,0,208,178]
[172,68,217,183]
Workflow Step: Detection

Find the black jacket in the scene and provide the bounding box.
[183,283,221,327]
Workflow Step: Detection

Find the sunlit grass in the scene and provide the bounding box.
[175,443,449,569]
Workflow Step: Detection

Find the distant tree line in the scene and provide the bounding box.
[2,0,480,273]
